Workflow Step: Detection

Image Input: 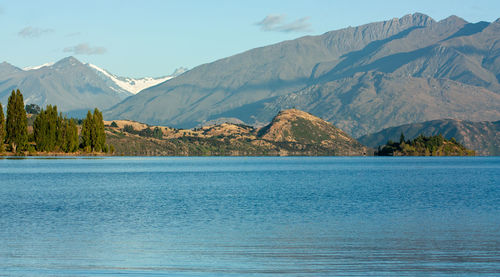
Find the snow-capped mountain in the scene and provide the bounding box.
[23,62,55,71]
[87,64,187,94]
[0,56,187,116]
[21,59,186,95]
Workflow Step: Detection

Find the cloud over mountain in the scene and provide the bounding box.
[256,14,311,33]
[63,43,107,55]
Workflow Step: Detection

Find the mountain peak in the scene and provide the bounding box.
[1,61,15,67]
[440,15,468,25]
[0,61,13,67]
[0,61,22,75]
[53,56,83,68]
[399,12,435,26]
[171,67,189,77]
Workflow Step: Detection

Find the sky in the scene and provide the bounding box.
[1,0,499,78]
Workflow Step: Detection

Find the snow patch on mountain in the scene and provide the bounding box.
[23,62,55,71]
[87,64,177,94]
[22,58,187,95]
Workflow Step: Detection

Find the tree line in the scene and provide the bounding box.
[122,124,163,139]
[376,132,474,156]
[0,89,111,154]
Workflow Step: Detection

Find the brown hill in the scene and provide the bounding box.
[106,109,369,156]
[257,109,367,155]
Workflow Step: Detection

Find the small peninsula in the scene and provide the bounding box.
[376,133,475,156]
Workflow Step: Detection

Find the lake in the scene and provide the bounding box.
[0,157,499,276]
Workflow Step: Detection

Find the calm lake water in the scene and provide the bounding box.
[0,157,499,276]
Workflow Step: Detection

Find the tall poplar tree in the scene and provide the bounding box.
[81,108,106,152]
[0,103,5,152]
[65,119,79,152]
[33,105,80,153]
[33,107,47,151]
[6,90,28,152]
[93,108,105,152]
[33,105,58,152]
[81,111,94,151]
[55,112,66,151]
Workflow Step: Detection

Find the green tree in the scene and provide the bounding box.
[0,103,5,152]
[33,105,60,152]
[65,119,79,152]
[55,112,66,151]
[399,132,406,144]
[33,107,46,151]
[123,124,135,133]
[80,108,106,153]
[6,89,28,152]
[81,110,94,152]
[93,108,105,152]
[153,127,163,139]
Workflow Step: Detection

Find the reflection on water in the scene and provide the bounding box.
[0,157,499,275]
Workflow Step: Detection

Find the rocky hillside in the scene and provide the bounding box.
[106,109,369,156]
[105,13,500,137]
[257,109,366,155]
[358,119,500,156]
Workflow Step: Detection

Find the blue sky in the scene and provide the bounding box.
[1,0,498,78]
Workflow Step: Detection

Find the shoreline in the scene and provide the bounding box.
[0,152,111,157]
[0,153,489,158]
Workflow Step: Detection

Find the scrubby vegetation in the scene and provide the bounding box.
[123,124,163,139]
[376,133,475,156]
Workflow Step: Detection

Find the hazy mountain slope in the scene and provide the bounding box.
[358,119,500,156]
[0,57,131,113]
[0,62,23,76]
[106,13,500,135]
[105,13,440,125]
[246,71,500,137]
[0,57,184,115]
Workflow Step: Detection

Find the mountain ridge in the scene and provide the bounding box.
[105,13,500,136]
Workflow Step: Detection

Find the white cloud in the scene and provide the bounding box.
[18,26,54,38]
[63,43,107,55]
[256,14,312,33]
[257,14,287,31]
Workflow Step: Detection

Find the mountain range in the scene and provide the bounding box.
[0,57,186,116]
[105,13,500,138]
[1,12,499,153]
